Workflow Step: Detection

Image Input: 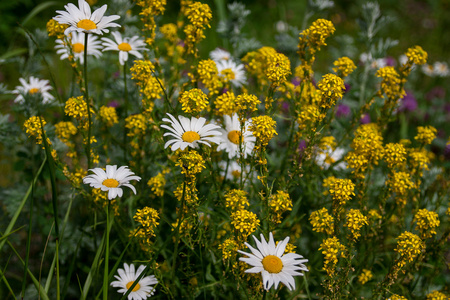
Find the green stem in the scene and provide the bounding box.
[103,201,111,300]
[172,179,187,278]
[123,62,128,162]
[84,33,92,169]
[56,239,60,300]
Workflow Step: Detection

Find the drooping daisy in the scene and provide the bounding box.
[216,60,247,88]
[433,61,449,77]
[216,114,255,158]
[83,165,141,200]
[101,32,147,65]
[111,263,158,300]
[238,232,309,291]
[12,76,54,104]
[209,48,231,62]
[53,0,120,36]
[160,113,222,151]
[55,32,102,64]
[315,147,347,170]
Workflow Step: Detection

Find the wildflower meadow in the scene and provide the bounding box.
[1,0,449,299]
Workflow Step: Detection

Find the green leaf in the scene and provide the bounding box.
[21,1,59,27]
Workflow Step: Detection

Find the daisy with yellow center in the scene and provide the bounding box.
[315,147,347,170]
[110,263,158,300]
[53,0,120,36]
[55,32,102,63]
[101,32,147,65]
[12,76,54,104]
[209,47,231,62]
[238,232,308,291]
[217,114,255,158]
[160,113,222,151]
[83,165,141,200]
[216,59,246,88]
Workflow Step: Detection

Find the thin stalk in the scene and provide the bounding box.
[84,33,92,169]
[172,180,187,278]
[123,62,128,162]
[103,201,111,300]
[56,239,60,300]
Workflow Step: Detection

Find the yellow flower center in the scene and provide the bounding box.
[231,170,241,178]
[325,155,335,165]
[182,131,200,143]
[125,281,141,292]
[118,42,132,52]
[29,88,40,94]
[102,178,119,188]
[261,255,283,273]
[221,68,236,80]
[77,19,97,31]
[72,43,84,53]
[227,130,241,145]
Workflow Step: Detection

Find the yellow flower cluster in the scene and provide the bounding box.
[309,207,334,235]
[249,115,277,151]
[65,96,90,122]
[376,66,405,100]
[235,93,261,113]
[214,91,237,116]
[133,206,160,244]
[125,114,147,137]
[98,106,119,127]
[55,121,77,145]
[297,104,324,130]
[23,116,49,146]
[414,208,440,239]
[269,191,293,214]
[395,231,424,268]
[406,45,428,65]
[219,238,239,260]
[225,189,249,211]
[319,236,346,276]
[174,184,198,206]
[346,123,384,178]
[384,143,407,169]
[242,46,278,86]
[409,148,430,172]
[46,19,68,39]
[185,2,212,29]
[426,290,448,300]
[414,125,437,145]
[184,24,205,56]
[147,172,166,197]
[196,59,221,95]
[332,57,357,77]
[388,295,407,300]
[179,88,209,114]
[327,177,355,206]
[317,73,345,109]
[160,23,178,43]
[176,150,205,177]
[298,18,335,57]
[135,0,166,45]
[344,209,368,240]
[130,60,156,83]
[357,269,373,285]
[265,52,291,86]
[386,171,415,206]
[230,209,260,239]
[141,76,164,101]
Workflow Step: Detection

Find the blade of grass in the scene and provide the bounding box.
[0,256,18,300]
[0,157,46,253]
[20,1,59,27]
[22,167,35,298]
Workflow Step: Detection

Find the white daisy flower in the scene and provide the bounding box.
[101,32,147,65]
[216,60,247,88]
[111,263,158,300]
[433,61,449,77]
[315,147,347,170]
[55,32,102,64]
[238,232,309,291]
[82,165,141,200]
[12,76,54,104]
[216,114,255,159]
[209,48,231,62]
[53,0,120,36]
[421,64,434,77]
[161,113,222,151]
[218,160,252,181]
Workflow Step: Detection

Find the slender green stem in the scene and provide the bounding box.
[56,239,60,300]
[84,33,92,169]
[172,179,187,278]
[123,62,128,162]
[103,201,111,300]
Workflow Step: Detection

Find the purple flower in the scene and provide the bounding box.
[360,113,371,124]
[336,103,351,118]
[291,77,301,86]
[108,100,120,108]
[399,91,417,112]
[385,56,396,67]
